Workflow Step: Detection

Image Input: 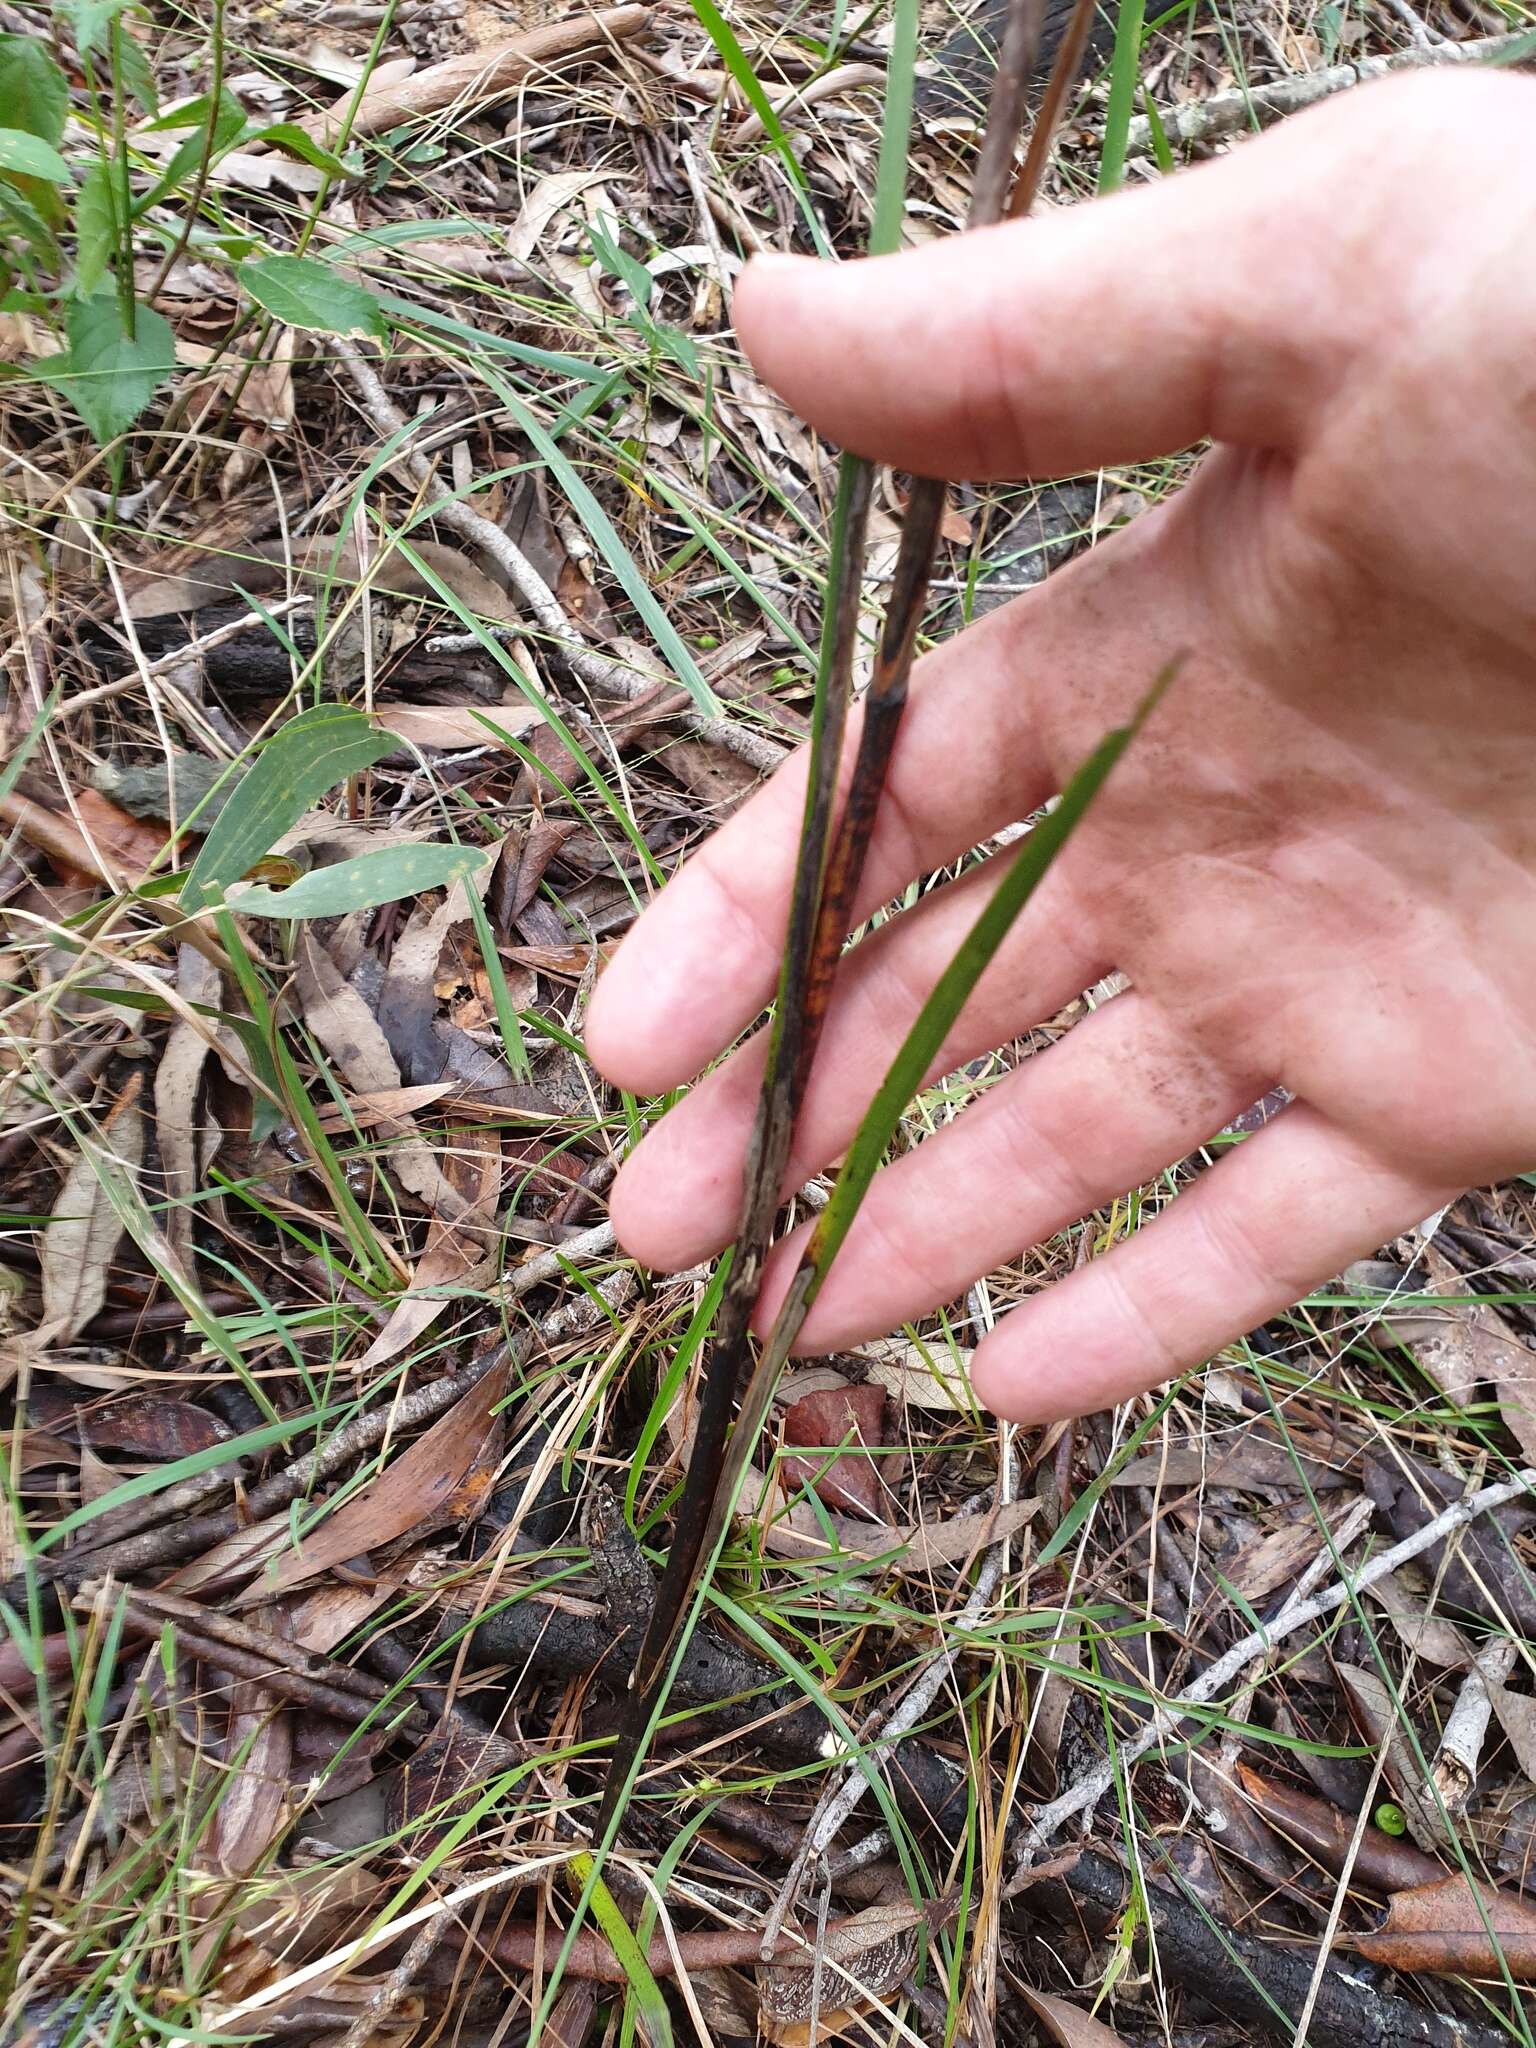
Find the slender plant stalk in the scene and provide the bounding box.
[1009,0,1100,217]
[590,0,1109,1858]
[679,668,1177,1643]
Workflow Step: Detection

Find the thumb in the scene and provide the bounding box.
[734,83,1405,479]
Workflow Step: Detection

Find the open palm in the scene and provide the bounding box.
[586,73,1536,1423]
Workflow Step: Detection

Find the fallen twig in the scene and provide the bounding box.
[1006,1465,1536,1882]
[292,6,651,144]
[331,342,784,772]
[1124,31,1534,158]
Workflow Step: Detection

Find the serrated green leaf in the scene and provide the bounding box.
[0,36,68,143]
[225,841,489,919]
[73,158,115,294]
[55,0,130,57]
[36,291,176,445]
[237,254,386,338]
[112,27,157,113]
[0,129,69,181]
[181,704,399,910]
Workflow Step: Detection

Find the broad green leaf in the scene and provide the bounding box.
[0,36,68,142]
[36,291,176,445]
[0,176,57,256]
[248,123,356,175]
[0,129,69,181]
[135,92,247,213]
[73,158,115,294]
[181,704,398,909]
[237,253,386,338]
[54,0,130,57]
[224,841,489,918]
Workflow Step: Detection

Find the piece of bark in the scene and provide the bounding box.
[292,7,649,144]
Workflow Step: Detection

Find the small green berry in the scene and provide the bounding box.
[771,666,796,686]
[1374,1802,1407,1836]
[696,632,719,650]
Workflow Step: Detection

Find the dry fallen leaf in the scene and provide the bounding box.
[861,1338,973,1412]
[41,1079,145,1345]
[1235,1763,1444,1894]
[757,1897,923,2046]
[253,1355,509,1598]
[781,1380,887,1516]
[28,1385,231,1461]
[1336,1663,1444,1853]
[1019,1986,1132,2047]
[1388,1246,1536,1458]
[356,1126,501,1374]
[294,930,463,1217]
[1356,1874,1536,1979]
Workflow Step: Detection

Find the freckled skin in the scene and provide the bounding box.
[586,73,1536,1425]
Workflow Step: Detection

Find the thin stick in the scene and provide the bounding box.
[1007,0,1098,219]
[1003,1464,1536,1885]
[331,341,783,772]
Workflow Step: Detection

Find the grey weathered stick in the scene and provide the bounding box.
[333,341,783,772]
[1005,1465,1536,1885]
[1124,31,1533,158]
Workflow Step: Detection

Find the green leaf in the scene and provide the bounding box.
[141,88,242,131]
[73,158,115,294]
[112,26,157,113]
[0,36,69,143]
[181,704,398,910]
[246,122,356,175]
[869,0,920,256]
[1099,0,1147,192]
[806,668,1178,1290]
[587,213,653,311]
[224,840,489,919]
[0,129,69,181]
[36,291,176,445]
[135,92,247,214]
[237,254,386,338]
[681,0,830,257]
[55,0,130,57]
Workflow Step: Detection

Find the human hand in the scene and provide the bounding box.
[586,72,1536,1425]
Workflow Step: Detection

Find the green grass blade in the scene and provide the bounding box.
[807,667,1175,1285]
[566,1851,674,2047]
[1098,0,1147,191]
[871,0,921,255]
[488,377,721,720]
[683,0,833,258]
